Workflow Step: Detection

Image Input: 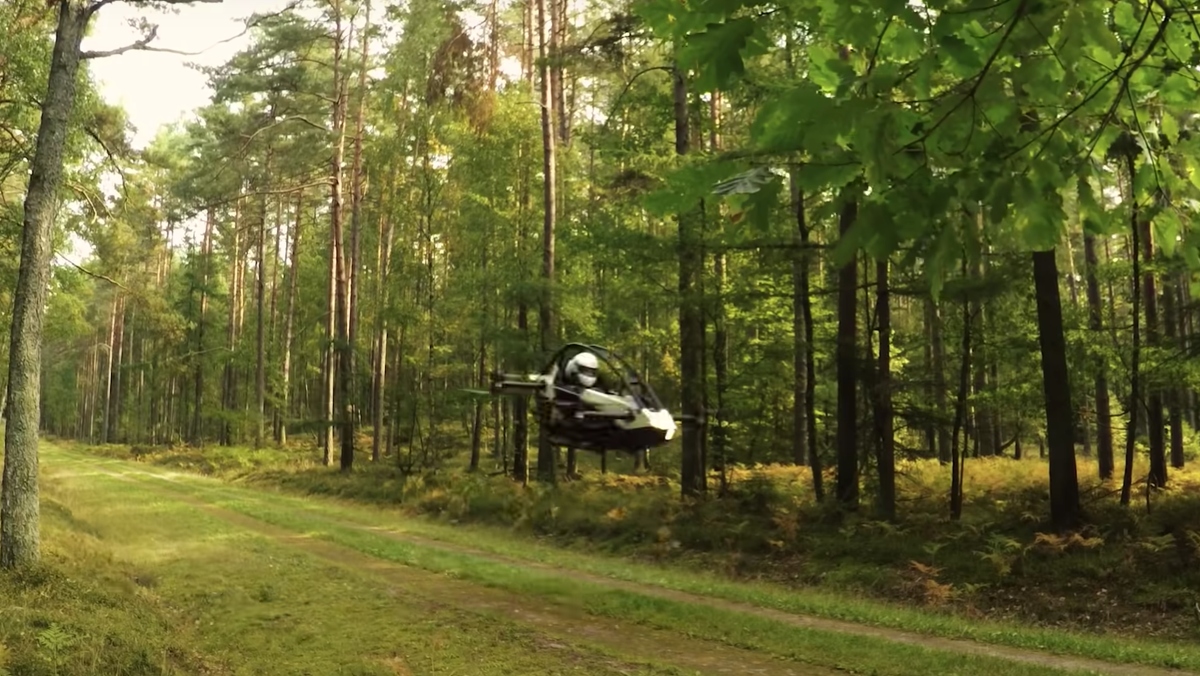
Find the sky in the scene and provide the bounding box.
[85,0,297,150]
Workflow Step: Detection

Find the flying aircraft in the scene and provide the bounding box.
[485,343,701,455]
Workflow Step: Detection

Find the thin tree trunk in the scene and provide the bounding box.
[347,0,371,449]
[107,296,125,444]
[675,63,705,499]
[950,263,970,521]
[280,191,303,447]
[1138,209,1167,487]
[372,178,396,462]
[929,296,951,463]
[1084,232,1114,479]
[536,0,557,483]
[875,258,895,520]
[191,209,215,444]
[789,171,808,467]
[835,195,859,509]
[1162,274,1186,469]
[254,148,272,450]
[327,0,354,469]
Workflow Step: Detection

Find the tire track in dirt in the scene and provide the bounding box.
[56,451,1195,676]
[52,457,827,676]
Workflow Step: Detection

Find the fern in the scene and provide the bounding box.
[37,623,73,669]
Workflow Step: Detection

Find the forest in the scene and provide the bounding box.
[4,0,1200,671]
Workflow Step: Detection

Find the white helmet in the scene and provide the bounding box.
[565,351,599,387]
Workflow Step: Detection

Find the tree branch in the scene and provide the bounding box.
[55,254,130,291]
[83,126,129,199]
[81,25,161,59]
[84,0,269,59]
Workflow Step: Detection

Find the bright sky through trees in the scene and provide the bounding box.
[87,1,295,149]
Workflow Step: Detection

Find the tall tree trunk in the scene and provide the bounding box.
[551,0,568,145]
[835,195,859,509]
[1,0,91,569]
[1033,249,1081,531]
[875,258,895,520]
[1121,201,1143,506]
[1138,211,1167,488]
[101,295,118,443]
[191,209,214,444]
[536,0,557,483]
[280,192,303,447]
[928,296,951,463]
[1083,232,1114,479]
[789,171,809,468]
[328,0,354,470]
[675,63,705,499]
[372,177,396,462]
[512,5,533,485]
[107,296,125,444]
[1062,233,1091,459]
[710,92,728,481]
[1162,274,1186,469]
[223,199,244,447]
[347,0,371,449]
[950,264,970,521]
[254,148,272,450]
[972,214,995,457]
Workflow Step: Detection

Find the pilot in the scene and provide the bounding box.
[561,353,619,393]
[564,351,604,391]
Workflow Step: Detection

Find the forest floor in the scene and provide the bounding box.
[2,443,1197,675]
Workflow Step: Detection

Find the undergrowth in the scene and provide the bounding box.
[0,486,207,675]
[77,439,1200,643]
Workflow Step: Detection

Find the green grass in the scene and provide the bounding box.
[6,454,725,676]
[51,445,1200,674]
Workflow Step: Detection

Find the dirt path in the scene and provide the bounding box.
[52,450,1195,676]
[54,457,826,676]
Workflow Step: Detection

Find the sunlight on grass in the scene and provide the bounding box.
[6,453,704,675]
[53,444,1200,674]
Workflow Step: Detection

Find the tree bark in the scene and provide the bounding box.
[1138,211,1167,488]
[835,196,859,509]
[328,0,354,470]
[1,0,91,570]
[1083,232,1114,479]
[1162,274,1186,469]
[280,192,303,447]
[875,258,895,520]
[675,64,705,499]
[191,209,215,444]
[1032,249,1081,531]
[536,0,557,483]
[347,0,371,456]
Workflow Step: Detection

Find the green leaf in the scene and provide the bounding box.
[807,43,850,92]
[792,161,860,194]
[1014,175,1061,250]
[1155,209,1181,257]
[750,83,831,153]
[986,175,1014,225]
[859,200,899,259]
[1182,229,1200,270]
[679,17,766,91]
[927,223,959,301]
[938,33,982,72]
[1161,111,1180,146]
[643,161,739,217]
